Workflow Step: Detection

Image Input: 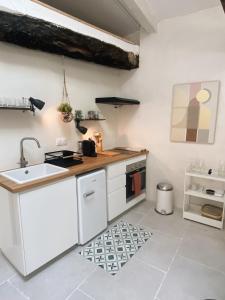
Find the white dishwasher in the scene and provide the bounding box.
[77,169,107,245]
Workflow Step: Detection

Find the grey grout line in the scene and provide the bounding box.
[0,274,16,288]
[153,230,185,300]
[0,279,9,288]
[138,223,185,245]
[65,266,97,300]
[77,288,96,300]
[7,279,30,300]
[135,256,166,274]
[65,287,95,300]
[76,266,98,290]
[178,254,225,276]
[137,213,148,226]
[153,273,167,300]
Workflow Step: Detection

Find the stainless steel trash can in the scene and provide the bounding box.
[155,183,174,215]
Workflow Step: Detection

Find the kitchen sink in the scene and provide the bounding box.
[1,163,68,184]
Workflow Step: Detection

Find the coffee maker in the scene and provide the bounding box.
[81,139,97,157]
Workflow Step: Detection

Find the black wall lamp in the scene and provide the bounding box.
[75,119,88,135]
[29,97,45,115]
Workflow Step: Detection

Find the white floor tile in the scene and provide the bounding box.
[116,209,145,225]
[10,252,96,300]
[141,208,189,238]
[135,232,180,271]
[67,289,93,300]
[80,257,164,300]
[131,200,153,215]
[115,257,164,300]
[158,255,225,300]
[0,251,16,284]
[0,282,27,300]
[185,220,225,240]
[0,202,224,300]
[179,224,225,273]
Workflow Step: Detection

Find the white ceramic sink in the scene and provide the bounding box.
[1,163,68,184]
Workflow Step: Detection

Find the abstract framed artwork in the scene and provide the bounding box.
[171,81,220,144]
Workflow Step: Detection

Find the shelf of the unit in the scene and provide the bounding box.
[74,118,106,121]
[0,106,30,111]
[95,97,140,106]
[186,171,225,182]
[185,189,225,203]
[183,205,223,229]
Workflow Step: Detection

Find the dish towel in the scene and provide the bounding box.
[132,172,142,195]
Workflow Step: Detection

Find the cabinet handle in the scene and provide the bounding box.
[83,191,95,198]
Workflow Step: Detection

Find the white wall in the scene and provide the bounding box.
[1,6,224,209]
[117,6,225,207]
[0,42,120,171]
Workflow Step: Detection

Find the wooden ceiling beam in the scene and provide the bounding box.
[0,0,140,70]
[0,10,139,70]
[221,0,225,12]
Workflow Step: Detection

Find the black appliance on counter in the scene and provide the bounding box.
[82,139,97,157]
[44,150,83,167]
[126,160,146,202]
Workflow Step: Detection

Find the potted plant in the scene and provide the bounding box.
[58,69,73,123]
[58,102,73,122]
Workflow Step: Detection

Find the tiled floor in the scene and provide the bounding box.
[1,201,225,300]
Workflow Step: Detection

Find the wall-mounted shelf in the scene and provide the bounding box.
[0,106,31,111]
[74,118,106,121]
[0,97,45,115]
[96,97,140,107]
[74,118,106,134]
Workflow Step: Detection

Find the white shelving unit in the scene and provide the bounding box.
[183,170,225,229]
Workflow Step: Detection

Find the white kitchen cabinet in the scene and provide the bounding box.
[106,161,126,221]
[106,155,147,222]
[107,161,126,179]
[107,174,126,194]
[0,177,78,276]
[107,188,126,221]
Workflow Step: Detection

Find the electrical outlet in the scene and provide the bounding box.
[56,137,67,146]
[56,138,62,146]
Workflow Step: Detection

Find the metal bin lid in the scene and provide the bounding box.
[157,182,173,191]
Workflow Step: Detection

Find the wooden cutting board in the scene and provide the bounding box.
[98,151,120,157]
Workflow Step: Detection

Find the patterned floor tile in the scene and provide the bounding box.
[79,220,152,275]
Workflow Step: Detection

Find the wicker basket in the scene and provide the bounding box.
[201,204,223,221]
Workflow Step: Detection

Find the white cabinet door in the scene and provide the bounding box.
[77,169,107,244]
[19,177,78,275]
[107,175,126,194]
[107,161,126,179]
[107,188,126,221]
[107,174,126,221]
[106,161,126,221]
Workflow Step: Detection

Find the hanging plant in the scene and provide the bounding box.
[58,69,73,123]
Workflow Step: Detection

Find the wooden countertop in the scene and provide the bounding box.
[0,150,148,193]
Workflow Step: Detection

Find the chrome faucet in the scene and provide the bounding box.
[20,137,41,168]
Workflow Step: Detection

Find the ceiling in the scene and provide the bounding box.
[149,0,221,21]
[41,0,140,37]
[41,0,221,40]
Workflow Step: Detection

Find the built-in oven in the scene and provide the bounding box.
[126,160,146,202]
